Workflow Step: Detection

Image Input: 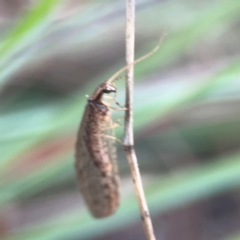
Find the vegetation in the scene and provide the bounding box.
[1,0,240,239]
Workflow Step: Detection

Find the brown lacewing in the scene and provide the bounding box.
[75,82,119,218]
[75,36,164,218]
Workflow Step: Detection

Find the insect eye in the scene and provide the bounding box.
[103,84,116,94]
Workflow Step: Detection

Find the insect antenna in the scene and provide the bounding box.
[106,31,166,84]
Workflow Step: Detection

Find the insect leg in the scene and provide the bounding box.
[95,133,123,145]
[101,117,122,131]
[104,96,126,109]
[102,100,127,111]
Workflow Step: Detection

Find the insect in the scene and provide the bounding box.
[75,35,164,218]
[75,82,120,218]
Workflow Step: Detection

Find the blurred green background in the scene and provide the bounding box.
[1,0,240,239]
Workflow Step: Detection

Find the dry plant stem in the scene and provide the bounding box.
[124,1,156,240]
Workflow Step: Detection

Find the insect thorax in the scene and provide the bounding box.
[88,100,111,123]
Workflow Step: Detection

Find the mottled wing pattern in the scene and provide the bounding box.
[75,103,119,218]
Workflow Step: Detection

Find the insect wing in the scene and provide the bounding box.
[75,104,119,218]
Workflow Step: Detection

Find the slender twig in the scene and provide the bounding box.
[124,1,156,240]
